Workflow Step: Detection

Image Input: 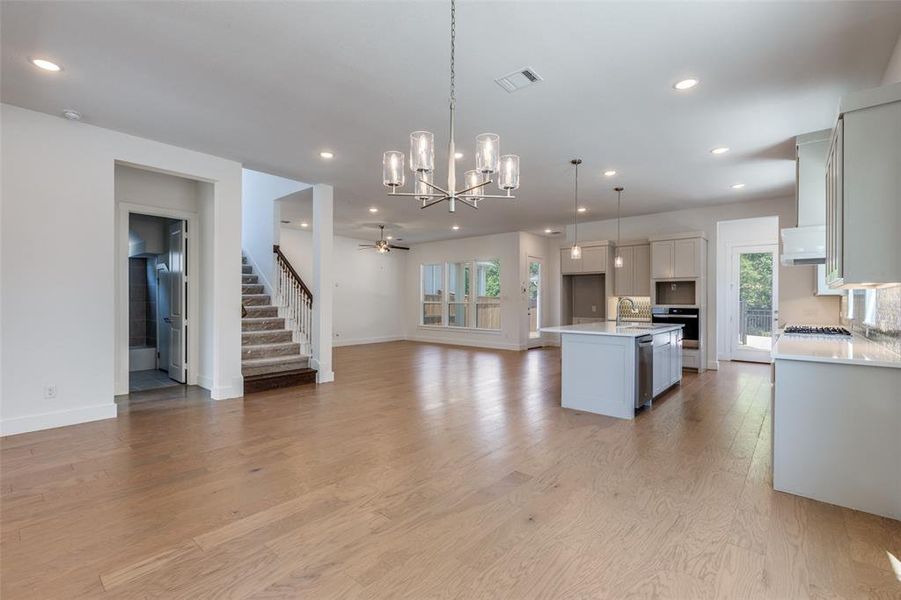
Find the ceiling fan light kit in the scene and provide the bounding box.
[358,225,410,253]
[381,0,520,213]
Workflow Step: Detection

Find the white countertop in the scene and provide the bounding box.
[541,322,683,338]
[772,333,901,369]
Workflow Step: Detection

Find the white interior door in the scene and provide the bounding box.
[167,220,187,382]
[527,258,542,344]
[729,244,778,363]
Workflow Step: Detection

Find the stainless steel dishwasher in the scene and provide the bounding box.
[636,335,654,408]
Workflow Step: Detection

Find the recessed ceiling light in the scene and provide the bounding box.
[452,225,460,230]
[300,222,309,228]
[577,207,587,213]
[368,207,378,213]
[603,170,616,177]
[731,183,746,189]
[454,152,463,159]
[673,78,699,90]
[544,228,552,234]
[710,147,730,155]
[319,151,334,159]
[62,109,81,121]
[30,58,61,72]
[386,235,393,240]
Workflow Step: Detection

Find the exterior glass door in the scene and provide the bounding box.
[730,245,778,362]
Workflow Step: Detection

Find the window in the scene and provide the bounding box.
[420,259,501,330]
[421,264,443,325]
[475,259,501,330]
[447,262,471,327]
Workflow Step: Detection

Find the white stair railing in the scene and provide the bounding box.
[273,245,313,356]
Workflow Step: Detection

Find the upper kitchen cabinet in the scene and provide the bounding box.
[614,242,650,297]
[795,129,831,227]
[650,234,706,280]
[560,241,611,275]
[825,83,901,288]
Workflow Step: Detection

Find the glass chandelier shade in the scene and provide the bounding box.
[462,169,482,197]
[383,151,405,187]
[410,131,435,172]
[571,245,582,260]
[414,171,434,201]
[614,254,624,268]
[498,154,520,191]
[475,133,500,173]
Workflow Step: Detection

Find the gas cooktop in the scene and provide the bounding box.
[784,325,852,336]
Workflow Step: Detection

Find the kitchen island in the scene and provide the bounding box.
[542,322,683,419]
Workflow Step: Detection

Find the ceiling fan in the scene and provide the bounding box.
[358,225,409,253]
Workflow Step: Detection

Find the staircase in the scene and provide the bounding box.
[242,256,316,393]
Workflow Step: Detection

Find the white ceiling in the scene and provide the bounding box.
[3,1,900,243]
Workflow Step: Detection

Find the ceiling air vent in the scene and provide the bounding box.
[495,67,543,93]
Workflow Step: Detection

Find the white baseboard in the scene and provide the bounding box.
[317,370,335,383]
[405,335,522,351]
[1,403,118,437]
[333,335,404,348]
[196,373,213,391]
[707,360,720,371]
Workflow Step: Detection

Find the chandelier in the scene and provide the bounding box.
[381,0,520,212]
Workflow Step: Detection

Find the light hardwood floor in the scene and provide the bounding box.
[2,342,899,599]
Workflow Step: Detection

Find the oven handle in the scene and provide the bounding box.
[652,314,698,319]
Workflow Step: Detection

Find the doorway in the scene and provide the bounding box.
[528,258,542,343]
[729,244,778,362]
[127,213,188,391]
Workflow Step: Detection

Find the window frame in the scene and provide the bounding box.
[419,259,501,331]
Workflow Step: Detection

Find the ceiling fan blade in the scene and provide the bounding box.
[388,244,410,250]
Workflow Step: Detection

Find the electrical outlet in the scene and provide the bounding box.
[43,384,57,399]
[591,305,597,313]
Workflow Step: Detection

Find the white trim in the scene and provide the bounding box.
[405,335,523,351]
[706,359,720,370]
[333,335,404,347]
[116,200,200,396]
[416,324,502,335]
[1,403,117,437]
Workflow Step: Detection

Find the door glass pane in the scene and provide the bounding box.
[475,259,500,330]
[528,261,540,337]
[737,252,774,351]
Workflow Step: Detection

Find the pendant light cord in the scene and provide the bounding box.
[572,159,580,244]
[616,188,621,245]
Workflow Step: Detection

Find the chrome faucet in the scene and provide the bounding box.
[616,297,636,327]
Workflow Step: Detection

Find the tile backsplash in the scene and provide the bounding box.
[610,296,652,322]
[841,285,901,356]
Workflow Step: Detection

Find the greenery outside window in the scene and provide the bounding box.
[447,262,471,327]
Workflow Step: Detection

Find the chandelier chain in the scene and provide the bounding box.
[450,0,456,108]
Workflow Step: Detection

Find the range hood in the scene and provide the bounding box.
[781,225,825,266]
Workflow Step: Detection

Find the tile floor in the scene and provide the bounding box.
[128,369,181,392]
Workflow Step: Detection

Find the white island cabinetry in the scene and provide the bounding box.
[542,322,683,420]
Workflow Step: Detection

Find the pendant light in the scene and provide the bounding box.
[614,186,624,268]
[570,159,582,259]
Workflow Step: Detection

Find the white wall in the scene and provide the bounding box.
[241,169,309,294]
[1,104,243,435]
[558,196,840,368]
[882,33,901,85]
[279,227,406,346]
